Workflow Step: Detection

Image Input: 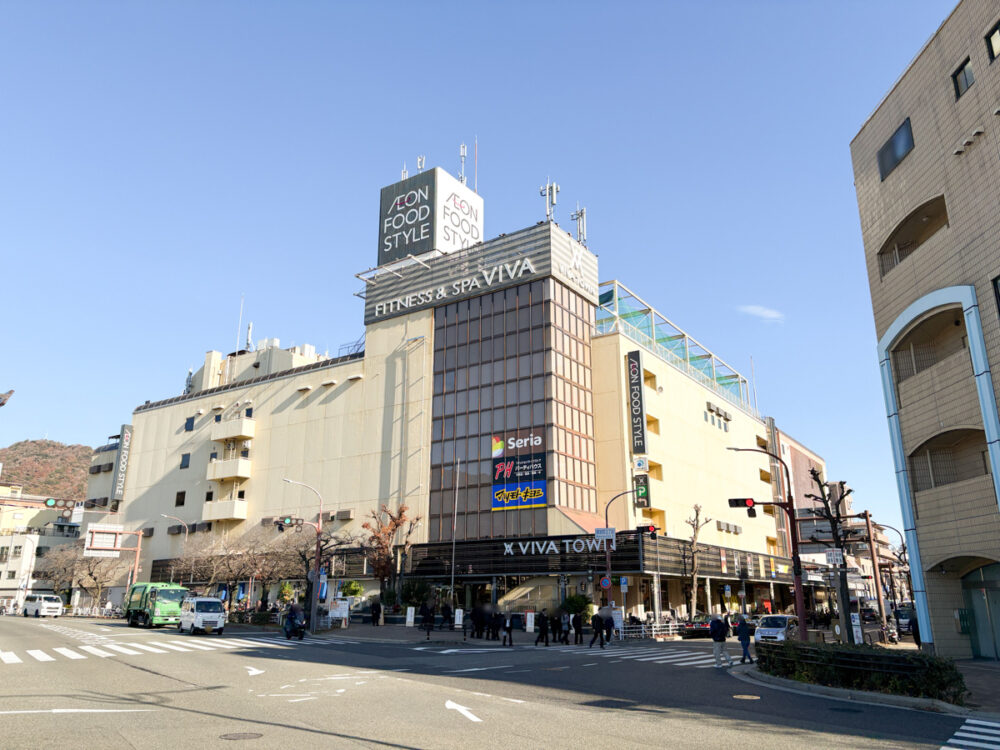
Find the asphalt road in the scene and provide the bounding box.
[0,615,989,749]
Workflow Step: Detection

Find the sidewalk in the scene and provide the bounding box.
[224,621,519,646]
[956,659,1000,713]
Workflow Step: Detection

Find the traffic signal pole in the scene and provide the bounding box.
[283,478,325,635]
[727,447,808,642]
[603,489,638,608]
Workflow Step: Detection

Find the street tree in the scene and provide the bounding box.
[36,542,128,606]
[360,503,421,599]
[805,467,856,640]
[685,504,712,618]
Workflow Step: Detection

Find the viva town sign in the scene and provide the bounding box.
[503,536,616,556]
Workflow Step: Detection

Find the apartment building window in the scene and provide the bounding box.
[205,491,213,502]
[952,58,975,98]
[988,21,1000,61]
[245,407,253,418]
[180,453,190,469]
[5,571,14,580]
[175,491,186,507]
[12,546,22,558]
[214,414,222,423]
[184,416,195,432]
[237,490,246,499]
[877,118,914,180]
[646,415,660,435]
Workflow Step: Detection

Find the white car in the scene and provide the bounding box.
[753,615,799,643]
[23,594,63,618]
[178,597,226,635]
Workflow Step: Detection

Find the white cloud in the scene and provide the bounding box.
[738,304,785,322]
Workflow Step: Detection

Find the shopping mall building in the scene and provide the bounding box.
[89,167,804,619]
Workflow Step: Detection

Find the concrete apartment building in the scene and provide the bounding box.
[851,0,1000,658]
[89,168,810,619]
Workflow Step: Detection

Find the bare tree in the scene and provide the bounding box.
[35,544,79,595]
[685,505,712,618]
[360,504,421,597]
[36,542,128,606]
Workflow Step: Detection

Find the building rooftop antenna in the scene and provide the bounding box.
[401,162,408,180]
[539,178,559,222]
[236,294,244,354]
[417,155,426,173]
[459,143,467,185]
[571,203,587,246]
[246,322,254,352]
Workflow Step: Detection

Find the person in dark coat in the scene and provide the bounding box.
[535,608,550,646]
[710,614,734,668]
[472,604,485,639]
[603,612,614,645]
[572,612,583,644]
[589,611,605,648]
[370,598,382,627]
[502,611,514,647]
[911,615,921,648]
[440,602,453,631]
[735,615,753,664]
[420,600,435,640]
[550,612,563,645]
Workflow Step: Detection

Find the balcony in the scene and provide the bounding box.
[206,458,252,481]
[202,499,249,522]
[211,417,255,442]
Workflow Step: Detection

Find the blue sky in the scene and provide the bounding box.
[0,1,957,528]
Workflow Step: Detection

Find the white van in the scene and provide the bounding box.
[23,594,63,618]
[178,597,226,635]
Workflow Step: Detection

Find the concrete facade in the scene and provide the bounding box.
[851,0,1000,657]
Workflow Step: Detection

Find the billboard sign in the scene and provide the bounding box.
[109,424,133,505]
[377,168,484,266]
[491,430,547,511]
[626,351,646,455]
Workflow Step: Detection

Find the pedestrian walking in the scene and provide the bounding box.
[535,608,551,646]
[550,611,563,645]
[370,598,382,627]
[572,612,583,644]
[472,604,484,639]
[560,612,571,644]
[589,611,605,649]
[710,614,734,668]
[440,601,452,631]
[420,600,435,640]
[502,611,514,647]
[603,612,614,645]
[491,610,503,641]
[735,615,753,664]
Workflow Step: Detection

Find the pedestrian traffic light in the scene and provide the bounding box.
[636,523,657,540]
[728,497,757,517]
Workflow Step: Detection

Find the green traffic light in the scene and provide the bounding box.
[283,517,292,525]
[45,498,56,507]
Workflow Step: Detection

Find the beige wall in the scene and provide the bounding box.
[592,332,781,555]
[120,311,434,574]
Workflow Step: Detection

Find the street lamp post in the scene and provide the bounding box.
[727,446,808,642]
[283,478,326,635]
[160,514,190,585]
[603,489,638,609]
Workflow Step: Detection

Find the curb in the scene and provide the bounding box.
[731,665,1000,721]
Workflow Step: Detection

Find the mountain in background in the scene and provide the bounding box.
[0,440,93,500]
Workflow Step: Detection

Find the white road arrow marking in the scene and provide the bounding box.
[246,666,265,676]
[445,700,482,722]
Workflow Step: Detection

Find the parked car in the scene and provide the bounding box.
[893,607,914,633]
[681,615,713,638]
[753,615,799,644]
[179,597,226,635]
[23,594,63,618]
[860,607,878,623]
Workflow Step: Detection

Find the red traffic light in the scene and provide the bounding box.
[636,524,655,533]
[728,498,754,508]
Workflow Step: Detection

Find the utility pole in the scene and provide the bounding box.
[603,489,638,607]
[862,510,888,628]
[283,478,328,635]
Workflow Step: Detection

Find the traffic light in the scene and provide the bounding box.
[633,474,650,508]
[275,516,294,532]
[728,497,757,518]
[45,498,74,518]
[636,523,657,540]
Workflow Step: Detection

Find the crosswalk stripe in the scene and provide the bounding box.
[26,650,55,662]
[959,728,1000,738]
[104,644,143,656]
[946,738,1000,750]
[167,640,217,651]
[654,656,716,665]
[53,648,86,660]
[214,638,263,647]
[123,643,168,654]
[199,639,239,648]
[967,721,1000,729]
[153,642,192,652]
[0,651,22,664]
[79,646,114,658]
[615,651,676,659]
[635,652,697,662]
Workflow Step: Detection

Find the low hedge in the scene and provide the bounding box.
[755,641,967,705]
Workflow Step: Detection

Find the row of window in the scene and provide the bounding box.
[175,489,244,506]
[183,408,253,432]
[705,411,730,432]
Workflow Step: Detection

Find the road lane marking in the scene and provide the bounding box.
[0,651,23,664]
[26,650,55,662]
[79,646,114,658]
[104,645,143,656]
[53,648,86,660]
[288,697,316,703]
[168,640,216,651]
[121,643,168,654]
[246,667,265,676]
[154,642,193,652]
[444,666,513,673]
[0,709,156,715]
[445,700,482,723]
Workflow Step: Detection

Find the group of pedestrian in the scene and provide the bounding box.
[588,607,615,649]
[533,608,577,646]
[710,610,754,668]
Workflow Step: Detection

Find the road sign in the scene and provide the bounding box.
[825,549,844,566]
[737,591,746,599]
[724,585,732,595]
[634,457,649,471]
[850,612,864,644]
[599,576,612,590]
[619,576,629,586]
[595,527,615,541]
[84,523,125,558]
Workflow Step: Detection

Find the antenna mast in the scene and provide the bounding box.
[459,143,467,185]
[539,179,560,222]
[474,136,478,193]
[571,203,587,246]
[401,163,408,180]
[416,155,426,173]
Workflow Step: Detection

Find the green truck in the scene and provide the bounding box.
[124,582,189,627]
